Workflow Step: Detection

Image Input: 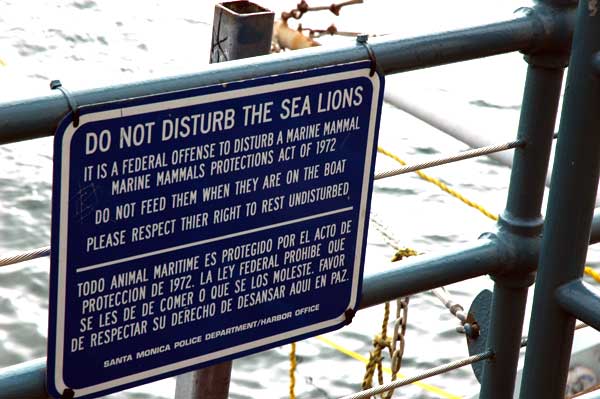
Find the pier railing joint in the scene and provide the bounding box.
[520,2,576,56]
[488,216,541,284]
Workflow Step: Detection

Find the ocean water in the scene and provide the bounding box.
[1,1,599,398]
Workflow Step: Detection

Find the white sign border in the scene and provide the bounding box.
[52,66,381,397]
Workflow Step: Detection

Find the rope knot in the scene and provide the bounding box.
[372,334,392,349]
[391,247,418,262]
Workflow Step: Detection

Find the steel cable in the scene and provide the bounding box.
[0,246,50,267]
[339,351,494,399]
[375,140,523,180]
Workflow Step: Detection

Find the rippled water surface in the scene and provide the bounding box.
[2,1,599,398]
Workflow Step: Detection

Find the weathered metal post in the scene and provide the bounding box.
[209,1,275,63]
[478,4,572,398]
[519,0,600,397]
[175,2,274,399]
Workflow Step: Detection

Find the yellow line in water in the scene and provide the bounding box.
[315,335,463,399]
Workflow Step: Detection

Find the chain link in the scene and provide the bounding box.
[362,213,415,399]
[389,297,409,380]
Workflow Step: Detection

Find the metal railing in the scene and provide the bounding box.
[1,0,599,398]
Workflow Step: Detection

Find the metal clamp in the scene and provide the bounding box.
[344,307,356,325]
[50,80,80,127]
[356,34,377,77]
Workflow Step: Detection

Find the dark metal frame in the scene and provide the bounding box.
[1,1,599,398]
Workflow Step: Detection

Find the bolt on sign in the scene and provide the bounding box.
[48,61,384,398]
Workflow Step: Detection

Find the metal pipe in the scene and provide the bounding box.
[0,213,591,269]
[479,283,530,398]
[359,238,503,309]
[479,47,567,399]
[174,361,233,399]
[0,8,573,145]
[0,358,48,399]
[0,212,595,269]
[209,2,274,63]
[0,237,504,399]
[174,3,274,398]
[556,279,600,333]
[519,0,600,396]
[592,212,600,244]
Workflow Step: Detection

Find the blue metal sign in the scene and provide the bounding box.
[48,61,384,398]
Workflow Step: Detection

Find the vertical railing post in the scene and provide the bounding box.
[478,5,569,395]
[519,0,600,397]
[175,2,274,399]
[209,1,275,63]
[175,362,234,399]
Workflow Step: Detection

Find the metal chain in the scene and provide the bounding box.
[281,0,363,22]
[363,214,415,399]
[297,23,361,38]
[389,297,409,380]
[370,214,470,328]
[346,321,589,399]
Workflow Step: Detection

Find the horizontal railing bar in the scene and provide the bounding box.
[374,139,524,179]
[0,358,47,399]
[0,197,593,267]
[0,238,504,399]
[0,231,593,397]
[3,204,600,271]
[556,279,600,332]
[0,7,574,145]
[360,238,502,309]
[0,240,502,302]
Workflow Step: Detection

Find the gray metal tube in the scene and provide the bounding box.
[501,59,565,229]
[174,3,273,398]
[480,52,566,398]
[556,279,600,332]
[0,238,505,399]
[209,2,274,63]
[479,284,530,397]
[360,238,502,309]
[174,361,233,399]
[591,212,600,244]
[0,358,47,399]
[519,0,600,397]
[0,10,573,145]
